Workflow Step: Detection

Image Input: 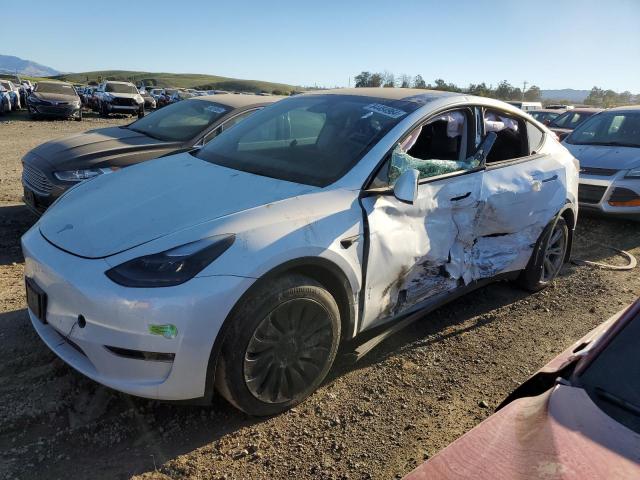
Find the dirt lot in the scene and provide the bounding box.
[1,111,639,480]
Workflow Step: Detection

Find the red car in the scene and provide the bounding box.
[406,299,640,480]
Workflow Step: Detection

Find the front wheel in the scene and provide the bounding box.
[517,216,569,292]
[75,109,83,121]
[215,274,341,416]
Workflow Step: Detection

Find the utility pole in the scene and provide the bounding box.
[522,81,528,100]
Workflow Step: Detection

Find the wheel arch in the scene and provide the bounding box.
[559,202,576,262]
[201,256,356,403]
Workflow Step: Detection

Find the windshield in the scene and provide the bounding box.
[577,304,640,433]
[196,94,420,187]
[566,111,640,147]
[106,83,138,94]
[128,99,231,142]
[34,82,78,96]
[551,110,594,129]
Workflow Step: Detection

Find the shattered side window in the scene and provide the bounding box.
[388,109,478,184]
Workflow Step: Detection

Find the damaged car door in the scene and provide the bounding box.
[360,107,487,329]
[474,108,568,279]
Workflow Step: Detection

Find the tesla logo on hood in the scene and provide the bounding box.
[56,224,74,234]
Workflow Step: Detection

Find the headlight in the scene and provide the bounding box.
[136,95,143,103]
[625,167,640,179]
[54,167,115,182]
[105,234,235,287]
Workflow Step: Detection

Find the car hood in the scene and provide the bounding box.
[39,153,317,258]
[32,92,79,103]
[405,385,640,479]
[24,126,175,170]
[564,143,640,171]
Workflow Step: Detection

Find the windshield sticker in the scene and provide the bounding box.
[205,105,227,114]
[363,103,407,119]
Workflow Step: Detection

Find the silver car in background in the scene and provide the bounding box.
[564,106,640,219]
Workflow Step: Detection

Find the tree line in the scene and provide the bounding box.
[584,87,637,108]
[353,71,638,106]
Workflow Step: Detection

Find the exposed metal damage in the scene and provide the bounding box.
[362,162,568,327]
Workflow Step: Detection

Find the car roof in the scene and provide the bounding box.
[303,87,462,102]
[37,80,73,87]
[191,93,282,108]
[105,80,135,85]
[568,107,603,113]
[532,108,564,113]
[299,88,536,117]
[607,105,640,112]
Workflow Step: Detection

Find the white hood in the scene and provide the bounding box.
[39,153,317,258]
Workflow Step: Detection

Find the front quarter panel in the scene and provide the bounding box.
[104,188,365,309]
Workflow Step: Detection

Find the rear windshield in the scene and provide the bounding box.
[566,111,640,148]
[196,94,420,187]
[577,306,640,433]
[34,83,78,96]
[105,83,138,94]
[127,99,231,142]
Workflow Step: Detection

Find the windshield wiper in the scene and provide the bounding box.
[595,387,640,416]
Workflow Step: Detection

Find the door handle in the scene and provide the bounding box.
[450,192,471,201]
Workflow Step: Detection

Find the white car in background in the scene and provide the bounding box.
[22,88,578,416]
[564,106,640,219]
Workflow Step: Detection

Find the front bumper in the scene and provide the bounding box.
[579,172,640,217]
[105,102,141,113]
[28,102,81,118]
[21,160,66,215]
[22,227,254,400]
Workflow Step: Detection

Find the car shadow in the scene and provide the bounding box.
[0,203,37,265]
[1,277,532,480]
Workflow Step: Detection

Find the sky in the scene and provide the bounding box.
[2,0,639,92]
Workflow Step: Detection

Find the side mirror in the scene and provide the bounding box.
[393,168,420,204]
[471,132,497,165]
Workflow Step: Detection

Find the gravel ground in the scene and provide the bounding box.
[1,111,639,480]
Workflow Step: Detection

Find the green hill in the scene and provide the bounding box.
[48,70,299,95]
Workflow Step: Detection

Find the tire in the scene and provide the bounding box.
[99,101,108,117]
[137,106,145,119]
[517,216,569,292]
[75,109,83,122]
[215,274,341,416]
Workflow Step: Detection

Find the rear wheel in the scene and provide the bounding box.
[517,216,569,292]
[215,274,340,416]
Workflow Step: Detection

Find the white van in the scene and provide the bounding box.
[507,101,543,111]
